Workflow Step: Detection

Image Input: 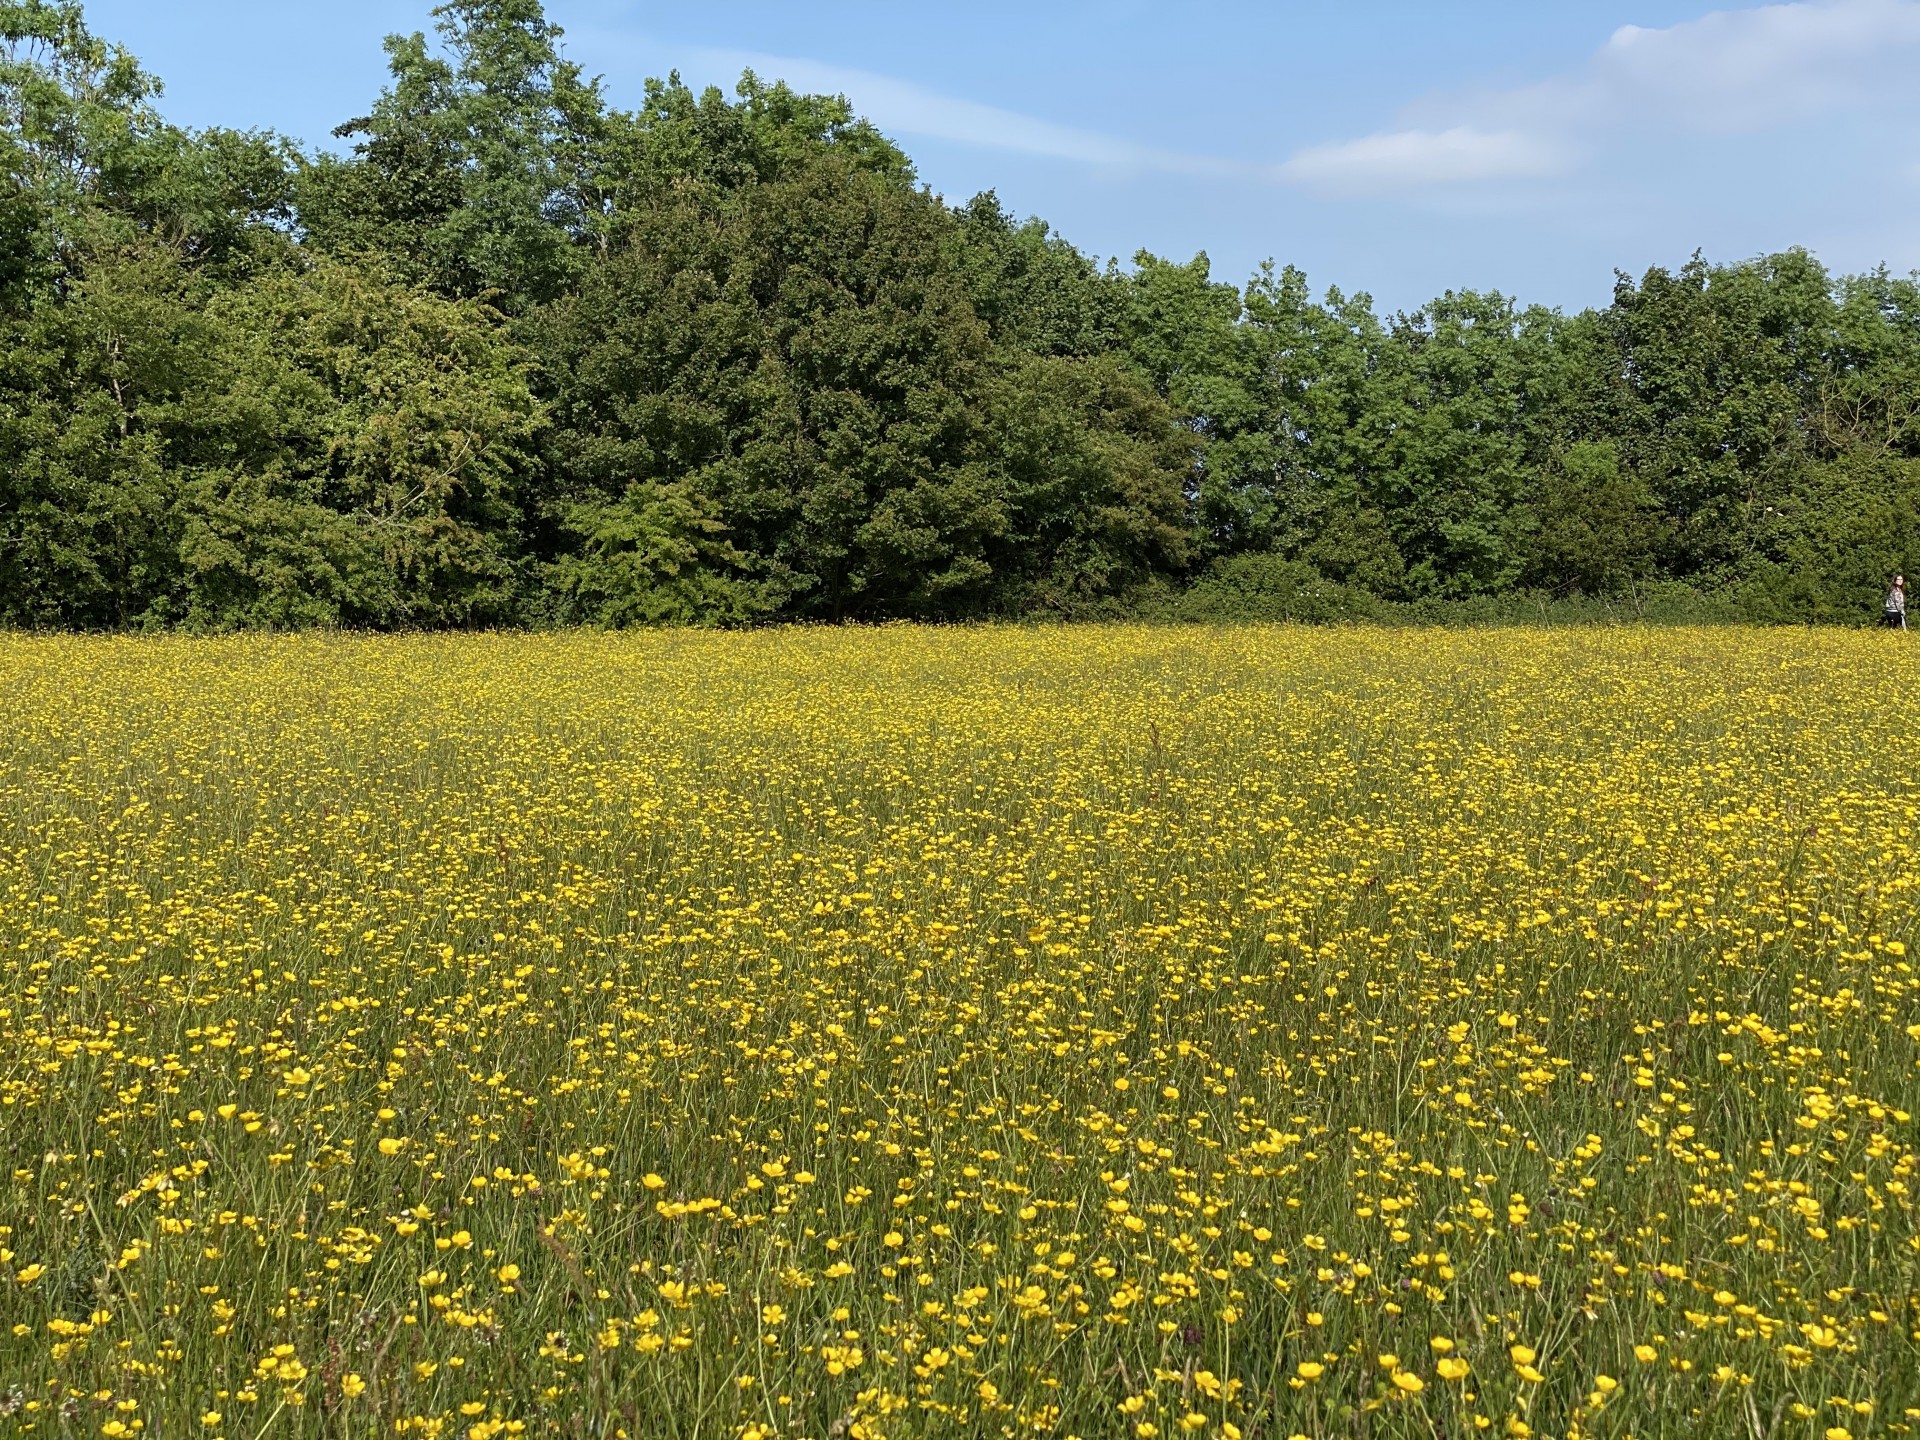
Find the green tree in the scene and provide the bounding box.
[2,0,294,294]
[297,0,608,312]
[530,147,1193,624]
[596,69,910,211]
[1117,252,1260,550]
[1527,438,1657,594]
[1363,291,1564,597]
[1811,267,1920,465]
[546,479,759,627]
[985,353,1191,611]
[180,255,536,627]
[1583,250,1830,580]
[0,240,536,628]
[0,239,197,625]
[1239,267,1398,580]
[9,0,1920,630]
[951,191,1121,360]
[529,152,999,621]
[0,0,159,286]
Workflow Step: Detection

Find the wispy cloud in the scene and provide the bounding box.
[1286,0,1920,195]
[689,47,1265,181]
[1279,128,1568,191]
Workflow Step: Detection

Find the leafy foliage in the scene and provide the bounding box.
[0,241,535,629]
[3,0,1919,629]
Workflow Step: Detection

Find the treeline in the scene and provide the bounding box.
[4,0,1917,630]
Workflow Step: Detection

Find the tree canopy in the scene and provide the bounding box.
[3,0,1917,629]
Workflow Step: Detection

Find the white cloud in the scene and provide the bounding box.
[1279,127,1568,191]
[1289,0,1920,196]
[1584,0,1920,132]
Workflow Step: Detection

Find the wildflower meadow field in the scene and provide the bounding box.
[2,626,1918,1440]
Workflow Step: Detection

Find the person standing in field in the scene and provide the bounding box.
[1887,574,1907,629]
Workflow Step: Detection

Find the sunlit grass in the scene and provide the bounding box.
[2,626,1917,1439]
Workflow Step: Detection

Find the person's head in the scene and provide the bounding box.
[1898,574,1906,588]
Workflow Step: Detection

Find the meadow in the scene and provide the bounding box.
[1,626,1917,1439]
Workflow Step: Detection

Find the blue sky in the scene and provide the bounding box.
[85,0,1920,314]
